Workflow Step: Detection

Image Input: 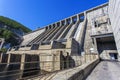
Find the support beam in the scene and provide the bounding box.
[65,19,67,25]
[60,21,62,26]
[20,53,25,79]
[77,14,80,22]
[52,54,55,71]
[93,38,98,54]
[71,17,74,23]
[7,53,11,64]
[0,53,3,63]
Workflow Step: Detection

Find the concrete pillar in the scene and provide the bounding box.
[69,18,72,24]
[93,38,99,56]
[84,54,86,63]
[65,19,67,25]
[39,54,41,74]
[118,54,120,61]
[60,21,62,27]
[77,14,80,22]
[0,53,3,63]
[66,53,69,69]
[55,23,58,27]
[20,53,25,79]
[52,54,55,71]
[7,53,11,64]
[71,17,74,24]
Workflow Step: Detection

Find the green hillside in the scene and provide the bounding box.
[0,16,31,33]
[0,16,32,48]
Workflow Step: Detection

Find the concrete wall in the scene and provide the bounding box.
[68,59,99,80]
[109,0,120,61]
[84,4,109,54]
[21,28,45,45]
[87,4,108,22]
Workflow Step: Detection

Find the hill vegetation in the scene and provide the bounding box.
[0,16,31,33]
[0,28,20,46]
[0,16,31,48]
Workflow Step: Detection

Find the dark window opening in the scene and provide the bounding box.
[80,16,84,22]
[73,18,77,24]
[57,22,60,27]
[67,19,71,25]
[53,24,55,28]
[62,21,65,26]
[49,25,52,29]
[94,21,98,27]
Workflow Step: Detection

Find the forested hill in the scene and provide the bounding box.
[0,16,31,33]
[0,16,31,48]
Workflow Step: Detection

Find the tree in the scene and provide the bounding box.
[0,48,7,53]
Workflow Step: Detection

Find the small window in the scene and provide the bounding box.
[94,21,98,27]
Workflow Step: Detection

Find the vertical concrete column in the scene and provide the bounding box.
[70,18,72,24]
[52,24,53,29]
[39,54,41,74]
[55,23,57,27]
[84,11,87,21]
[93,38,99,58]
[71,17,74,24]
[49,25,51,29]
[77,14,80,22]
[0,53,3,63]
[7,53,11,64]
[65,19,68,25]
[66,53,69,69]
[60,21,62,27]
[84,54,86,63]
[52,54,55,71]
[20,53,25,79]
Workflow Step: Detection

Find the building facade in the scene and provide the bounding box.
[109,0,120,61]
[0,2,119,79]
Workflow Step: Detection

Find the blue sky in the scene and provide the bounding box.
[0,0,108,30]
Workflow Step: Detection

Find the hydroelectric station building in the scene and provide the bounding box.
[0,0,120,79]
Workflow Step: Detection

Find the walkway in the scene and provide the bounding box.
[86,61,120,80]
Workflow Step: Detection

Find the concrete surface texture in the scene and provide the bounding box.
[1,2,119,80]
[86,61,120,80]
[109,0,120,61]
[26,58,99,80]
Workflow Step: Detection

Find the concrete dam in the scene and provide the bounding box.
[0,3,118,80]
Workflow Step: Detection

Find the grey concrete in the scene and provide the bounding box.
[26,58,99,80]
[109,0,120,61]
[86,61,120,80]
[0,38,4,49]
